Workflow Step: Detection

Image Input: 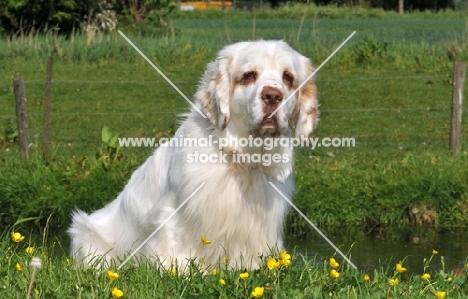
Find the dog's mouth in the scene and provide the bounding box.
[258,114,280,137]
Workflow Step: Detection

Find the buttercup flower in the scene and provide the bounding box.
[387,278,399,286]
[280,250,291,266]
[201,235,211,245]
[170,268,177,276]
[239,272,249,280]
[211,268,217,275]
[111,287,124,298]
[329,258,340,269]
[396,263,407,273]
[219,278,226,285]
[11,232,25,243]
[329,269,340,279]
[364,274,370,281]
[435,291,446,298]
[266,257,280,270]
[252,286,264,298]
[432,249,439,255]
[15,263,23,272]
[25,246,34,254]
[107,270,119,281]
[421,273,431,280]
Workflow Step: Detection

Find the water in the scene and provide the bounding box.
[47,227,467,273]
[285,227,468,273]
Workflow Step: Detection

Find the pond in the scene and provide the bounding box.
[47,227,467,274]
[286,227,468,274]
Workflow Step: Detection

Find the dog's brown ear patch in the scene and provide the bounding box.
[293,59,319,138]
[196,57,232,130]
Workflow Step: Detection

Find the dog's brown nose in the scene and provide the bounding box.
[261,87,283,106]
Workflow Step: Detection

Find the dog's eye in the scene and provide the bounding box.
[241,71,257,85]
[282,71,294,87]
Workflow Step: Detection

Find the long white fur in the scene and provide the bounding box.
[68,40,318,270]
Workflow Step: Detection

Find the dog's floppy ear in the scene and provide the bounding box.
[292,57,319,138]
[195,57,231,130]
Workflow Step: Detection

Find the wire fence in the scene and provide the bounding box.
[2,73,466,158]
[0,74,450,87]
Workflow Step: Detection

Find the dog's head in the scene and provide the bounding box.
[196,40,319,139]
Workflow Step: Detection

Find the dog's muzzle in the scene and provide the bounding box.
[259,86,284,136]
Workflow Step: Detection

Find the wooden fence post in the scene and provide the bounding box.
[449,61,466,155]
[13,75,29,158]
[43,56,53,156]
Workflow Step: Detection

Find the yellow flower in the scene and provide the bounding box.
[201,235,211,245]
[25,246,34,254]
[252,286,265,298]
[435,291,446,298]
[387,278,399,286]
[111,287,124,298]
[266,257,280,270]
[211,268,217,275]
[34,289,39,295]
[329,269,340,279]
[107,270,119,281]
[280,250,291,266]
[447,277,453,282]
[396,263,407,273]
[239,272,249,280]
[329,257,340,269]
[280,258,291,267]
[421,273,431,280]
[15,263,23,271]
[280,250,291,260]
[432,249,439,255]
[364,274,370,281]
[170,268,177,276]
[11,232,25,243]
[219,278,226,285]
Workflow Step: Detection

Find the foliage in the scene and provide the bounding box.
[0,154,137,229]
[125,2,179,38]
[98,126,123,169]
[0,0,98,35]
[0,0,178,36]
[2,118,18,143]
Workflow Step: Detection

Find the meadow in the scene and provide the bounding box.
[1,4,468,297]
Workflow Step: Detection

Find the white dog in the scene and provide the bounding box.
[68,40,319,270]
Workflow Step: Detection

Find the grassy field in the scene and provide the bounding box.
[1,12,467,229]
[1,5,468,297]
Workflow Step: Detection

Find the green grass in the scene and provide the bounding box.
[0,13,468,234]
[2,227,467,298]
[1,5,468,297]
[1,12,468,230]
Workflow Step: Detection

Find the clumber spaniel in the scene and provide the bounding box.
[68,40,319,270]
